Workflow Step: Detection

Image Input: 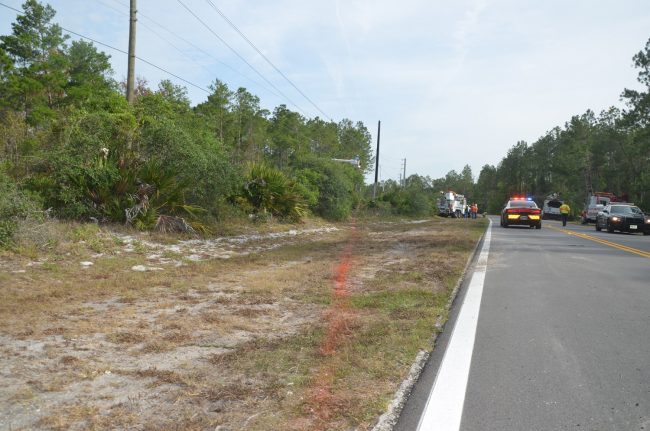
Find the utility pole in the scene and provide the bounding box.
[126,0,137,104]
[372,120,381,200]
[401,158,406,187]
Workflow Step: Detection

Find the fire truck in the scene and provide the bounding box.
[581,192,627,224]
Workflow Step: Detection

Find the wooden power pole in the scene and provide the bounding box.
[126,0,137,104]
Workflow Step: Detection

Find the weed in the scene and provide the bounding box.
[140,341,174,354]
[37,405,100,430]
[134,368,187,386]
[10,386,36,401]
[86,237,107,253]
[107,331,145,344]
[162,330,190,344]
[131,240,149,254]
[13,244,39,259]
[41,261,59,272]
[69,223,101,243]
[202,312,223,324]
[60,355,81,366]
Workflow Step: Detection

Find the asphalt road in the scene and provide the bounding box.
[395,216,650,431]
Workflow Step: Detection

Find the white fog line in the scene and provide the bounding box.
[417,220,492,431]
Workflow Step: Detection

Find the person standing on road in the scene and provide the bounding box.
[471,203,478,219]
[559,202,571,227]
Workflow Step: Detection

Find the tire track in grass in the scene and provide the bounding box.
[307,221,360,430]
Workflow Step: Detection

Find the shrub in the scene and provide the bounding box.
[379,187,434,216]
[293,158,360,221]
[29,150,204,230]
[0,169,43,247]
[241,163,306,221]
[137,116,240,216]
[293,168,321,207]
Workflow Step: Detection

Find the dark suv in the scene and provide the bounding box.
[595,204,650,235]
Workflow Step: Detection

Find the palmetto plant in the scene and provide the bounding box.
[134,159,205,229]
[78,153,204,229]
[242,163,306,221]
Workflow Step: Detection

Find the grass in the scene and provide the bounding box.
[0,216,488,431]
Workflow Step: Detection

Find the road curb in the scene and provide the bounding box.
[370,224,488,431]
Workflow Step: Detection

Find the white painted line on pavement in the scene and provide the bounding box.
[417,220,492,431]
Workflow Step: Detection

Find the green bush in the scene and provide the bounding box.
[29,151,132,220]
[137,116,240,216]
[241,163,306,221]
[0,169,43,247]
[294,158,360,221]
[29,149,204,229]
[293,168,322,207]
[380,187,433,216]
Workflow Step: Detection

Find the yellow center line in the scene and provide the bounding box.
[547,225,650,259]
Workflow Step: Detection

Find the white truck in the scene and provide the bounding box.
[542,194,563,220]
[437,191,468,218]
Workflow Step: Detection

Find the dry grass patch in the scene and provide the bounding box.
[37,405,100,430]
[139,340,175,354]
[0,217,487,431]
[107,331,146,344]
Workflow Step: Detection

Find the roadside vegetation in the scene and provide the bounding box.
[0,0,375,248]
[1,217,487,430]
[5,0,648,248]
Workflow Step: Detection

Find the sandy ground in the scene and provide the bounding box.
[0,217,482,430]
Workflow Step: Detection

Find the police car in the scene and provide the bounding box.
[500,197,542,229]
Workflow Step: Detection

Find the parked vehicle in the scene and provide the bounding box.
[595,204,650,235]
[581,192,626,224]
[500,197,542,229]
[437,191,467,218]
[542,194,563,220]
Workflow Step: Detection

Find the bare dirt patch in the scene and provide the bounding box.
[0,217,486,430]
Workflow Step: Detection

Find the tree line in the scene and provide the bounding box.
[0,0,376,244]
[413,38,650,216]
[2,1,649,247]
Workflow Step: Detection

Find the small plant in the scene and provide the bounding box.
[131,240,148,254]
[69,223,101,242]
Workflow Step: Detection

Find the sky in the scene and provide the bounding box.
[2,0,650,183]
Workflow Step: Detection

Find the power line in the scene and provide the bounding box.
[204,0,332,121]
[0,1,209,94]
[101,0,283,99]
[96,0,229,87]
[175,0,310,117]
